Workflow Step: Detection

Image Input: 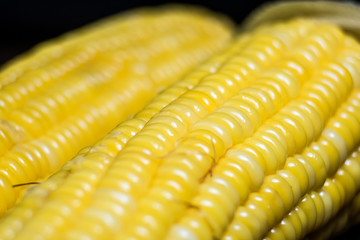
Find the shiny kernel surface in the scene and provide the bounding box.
[1,17,360,240]
[0,6,233,215]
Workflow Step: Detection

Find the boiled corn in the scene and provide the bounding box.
[0,6,233,215]
[1,16,360,240]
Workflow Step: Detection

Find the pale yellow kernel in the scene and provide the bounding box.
[287,211,303,239]
[295,155,316,192]
[302,148,327,189]
[298,194,317,232]
[233,207,263,239]
[278,219,297,240]
[277,169,302,205]
[319,189,333,224]
[166,225,198,240]
[263,174,294,212]
[224,149,264,191]
[322,128,348,165]
[284,157,310,196]
[243,137,278,174]
[221,221,253,240]
[266,228,286,240]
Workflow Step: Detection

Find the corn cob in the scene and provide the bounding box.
[0,27,244,239]
[1,16,360,240]
[3,4,360,240]
[0,6,233,214]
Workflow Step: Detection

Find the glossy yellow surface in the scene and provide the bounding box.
[1,17,360,240]
[266,148,360,239]
[0,7,233,215]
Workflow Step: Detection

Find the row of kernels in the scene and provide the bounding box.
[251,19,314,48]
[0,169,70,240]
[162,93,291,239]
[287,100,322,142]
[7,63,119,138]
[0,44,89,90]
[232,87,276,123]
[185,55,308,162]
[0,80,141,185]
[223,175,293,239]
[0,8,222,125]
[0,54,118,139]
[0,120,25,156]
[134,34,247,119]
[64,188,135,240]
[286,24,344,71]
[150,61,298,239]
[246,127,287,174]
[0,9,214,88]
[87,47,231,155]
[265,148,360,240]
[86,118,147,157]
[307,191,360,240]
[11,152,114,240]
[220,36,285,83]
[245,25,346,116]
[151,36,255,125]
[0,175,16,214]
[0,48,96,117]
[124,115,186,156]
[0,34,214,184]
[322,95,360,155]
[187,73,292,162]
[6,116,176,238]
[2,22,218,142]
[337,47,360,88]
[44,34,247,240]
[0,69,54,116]
[63,152,158,240]
[319,90,360,176]
[116,195,183,240]
[235,86,329,178]
[120,155,210,236]
[167,21,348,239]
[269,61,352,157]
[216,20,318,84]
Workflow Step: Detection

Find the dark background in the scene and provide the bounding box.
[0,0,269,65]
[0,0,359,239]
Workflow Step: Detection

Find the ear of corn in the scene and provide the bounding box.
[2,6,360,240]
[0,37,244,240]
[0,6,233,215]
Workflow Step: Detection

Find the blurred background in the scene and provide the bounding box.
[0,0,270,65]
[0,0,358,239]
